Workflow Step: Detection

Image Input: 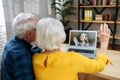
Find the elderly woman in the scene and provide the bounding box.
[33,18,111,80]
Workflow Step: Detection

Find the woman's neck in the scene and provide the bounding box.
[42,49,60,54]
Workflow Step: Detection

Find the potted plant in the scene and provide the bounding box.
[50,0,75,43]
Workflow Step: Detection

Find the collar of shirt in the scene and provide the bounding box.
[14,36,32,50]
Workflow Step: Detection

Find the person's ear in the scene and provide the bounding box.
[26,31,32,38]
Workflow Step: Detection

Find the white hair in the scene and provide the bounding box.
[36,18,66,50]
[12,13,38,39]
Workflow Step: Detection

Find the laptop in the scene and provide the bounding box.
[67,30,97,59]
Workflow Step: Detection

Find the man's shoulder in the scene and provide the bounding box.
[5,38,26,52]
[8,40,22,46]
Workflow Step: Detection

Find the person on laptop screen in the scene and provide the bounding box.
[79,33,90,47]
[33,18,111,80]
[73,33,90,47]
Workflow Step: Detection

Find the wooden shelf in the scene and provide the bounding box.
[72,19,120,24]
[72,19,120,40]
[111,34,120,40]
[73,5,120,8]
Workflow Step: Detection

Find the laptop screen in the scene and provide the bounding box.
[68,30,97,58]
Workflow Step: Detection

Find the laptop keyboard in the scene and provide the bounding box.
[68,48,94,54]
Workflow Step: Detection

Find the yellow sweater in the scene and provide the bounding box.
[33,51,110,80]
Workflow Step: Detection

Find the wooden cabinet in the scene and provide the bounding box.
[74,0,120,49]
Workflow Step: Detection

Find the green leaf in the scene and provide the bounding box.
[51,2,61,8]
[50,0,75,27]
[56,7,62,12]
[63,0,74,7]
[55,12,62,15]
[63,20,70,26]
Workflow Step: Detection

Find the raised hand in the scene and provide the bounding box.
[98,23,111,43]
[98,23,111,53]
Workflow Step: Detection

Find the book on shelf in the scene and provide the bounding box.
[96,0,101,6]
[85,10,90,21]
[91,0,110,6]
[110,0,117,5]
[92,0,96,5]
[89,10,94,20]
[103,13,113,21]
[85,9,94,21]
[95,15,102,21]
[103,14,109,21]
[109,14,112,21]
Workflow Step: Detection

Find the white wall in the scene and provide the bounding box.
[2,0,54,40]
[0,0,5,26]
[2,0,120,45]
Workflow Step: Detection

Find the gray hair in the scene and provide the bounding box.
[12,13,38,39]
[36,18,66,50]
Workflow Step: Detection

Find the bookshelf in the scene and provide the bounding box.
[77,0,120,49]
[73,20,120,24]
[74,5,120,8]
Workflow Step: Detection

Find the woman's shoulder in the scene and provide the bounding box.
[32,51,77,58]
[33,53,46,58]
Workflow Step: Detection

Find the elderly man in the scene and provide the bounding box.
[1,13,40,80]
